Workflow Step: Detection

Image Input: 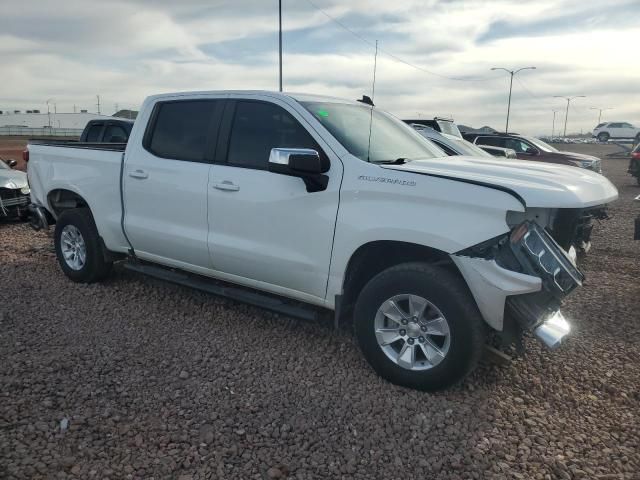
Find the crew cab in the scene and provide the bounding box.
[26,91,618,391]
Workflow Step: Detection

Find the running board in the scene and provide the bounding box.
[122,262,319,322]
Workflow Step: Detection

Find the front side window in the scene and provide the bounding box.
[609,123,622,128]
[504,138,534,153]
[147,100,219,162]
[227,101,318,169]
[300,101,442,163]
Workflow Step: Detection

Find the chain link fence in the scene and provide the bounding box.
[0,126,83,137]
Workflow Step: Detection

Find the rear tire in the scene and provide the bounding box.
[54,208,112,283]
[354,262,485,391]
[597,132,609,142]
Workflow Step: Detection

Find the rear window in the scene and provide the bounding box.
[147,100,219,162]
[103,125,128,142]
[436,120,462,138]
[85,124,103,142]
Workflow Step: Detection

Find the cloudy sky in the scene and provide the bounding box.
[1,0,638,135]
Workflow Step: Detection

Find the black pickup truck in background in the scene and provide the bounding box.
[80,118,134,143]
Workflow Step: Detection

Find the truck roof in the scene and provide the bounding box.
[145,90,361,105]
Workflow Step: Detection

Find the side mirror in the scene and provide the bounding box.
[7,159,18,168]
[523,147,538,155]
[268,148,329,192]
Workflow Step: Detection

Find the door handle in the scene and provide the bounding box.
[213,181,240,192]
[128,169,148,179]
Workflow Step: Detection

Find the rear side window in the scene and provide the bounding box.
[608,123,622,128]
[476,136,504,147]
[85,124,103,142]
[227,101,318,169]
[147,100,219,162]
[103,125,128,142]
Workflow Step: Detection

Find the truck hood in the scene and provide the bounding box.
[0,169,28,189]
[383,156,618,209]
[555,151,599,162]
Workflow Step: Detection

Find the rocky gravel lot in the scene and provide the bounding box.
[1,146,639,479]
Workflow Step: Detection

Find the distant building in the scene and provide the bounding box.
[113,109,138,120]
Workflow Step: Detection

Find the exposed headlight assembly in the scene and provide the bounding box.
[501,221,584,296]
[20,186,30,194]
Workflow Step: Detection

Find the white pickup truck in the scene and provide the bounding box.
[27,91,618,391]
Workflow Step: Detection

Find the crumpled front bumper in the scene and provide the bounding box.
[453,221,583,349]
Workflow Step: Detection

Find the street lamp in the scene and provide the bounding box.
[46,98,54,128]
[490,66,536,133]
[590,106,613,125]
[554,95,586,137]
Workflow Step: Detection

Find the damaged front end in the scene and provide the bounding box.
[0,186,30,220]
[452,221,584,350]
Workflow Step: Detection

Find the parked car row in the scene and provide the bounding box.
[25,90,619,391]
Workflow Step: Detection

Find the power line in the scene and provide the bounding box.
[303,0,495,83]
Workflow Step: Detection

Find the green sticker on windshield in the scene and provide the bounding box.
[317,109,329,117]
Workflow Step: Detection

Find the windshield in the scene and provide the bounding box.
[525,136,558,153]
[0,161,9,170]
[300,101,443,162]
[436,120,462,138]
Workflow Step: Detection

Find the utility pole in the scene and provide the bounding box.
[490,66,536,133]
[554,95,586,137]
[73,104,77,113]
[551,109,561,141]
[278,0,283,92]
[590,106,612,125]
[115,103,119,114]
[96,95,101,115]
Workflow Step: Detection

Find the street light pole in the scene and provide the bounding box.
[490,66,536,134]
[46,98,53,128]
[552,109,560,141]
[278,0,283,92]
[590,106,613,125]
[554,95,586,137]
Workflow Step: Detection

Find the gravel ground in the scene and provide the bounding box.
[1,146,639,479]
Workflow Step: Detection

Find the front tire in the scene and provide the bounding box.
[597,132,610,142]
[354,262,485,391]
[54,208,112,283]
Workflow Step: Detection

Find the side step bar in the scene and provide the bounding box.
[122,262,319,322]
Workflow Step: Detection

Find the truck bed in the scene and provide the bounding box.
[27,141,129,252]
[28,139,127,152]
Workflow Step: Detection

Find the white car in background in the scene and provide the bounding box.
[592,122,640,142]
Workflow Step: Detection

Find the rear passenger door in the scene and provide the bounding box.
[206,96,342,302]
[123,97,224,271]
